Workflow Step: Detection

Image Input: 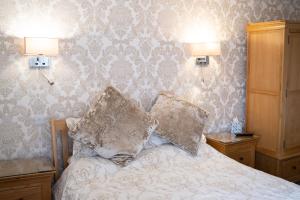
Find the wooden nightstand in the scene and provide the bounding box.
[206,132,259,167]
[0,158,55,200]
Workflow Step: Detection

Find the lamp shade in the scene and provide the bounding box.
[189,42,221,56]
[24,37,58,56]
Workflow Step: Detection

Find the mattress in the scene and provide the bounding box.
[54,142,300,200]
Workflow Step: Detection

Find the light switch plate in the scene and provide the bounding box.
[29,56,50,68]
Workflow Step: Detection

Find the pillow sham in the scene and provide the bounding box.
[69,86,158,166]
[66,118,98,158]
[150,92,208,155]
[67,117,168,153]
[67,118,207,156]
[67,118,165,156]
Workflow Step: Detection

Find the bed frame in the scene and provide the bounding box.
[50,119,69,180]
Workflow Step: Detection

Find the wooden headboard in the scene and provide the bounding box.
[50,119,69,180]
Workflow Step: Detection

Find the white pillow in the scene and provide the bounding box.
[144,132,206,149]
[66,117,80,130]
[201,134,207,143]
[144,132,170,149]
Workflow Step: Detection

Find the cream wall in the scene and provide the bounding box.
[0,0,300,160]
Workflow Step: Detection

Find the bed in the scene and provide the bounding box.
[51,119,300,200]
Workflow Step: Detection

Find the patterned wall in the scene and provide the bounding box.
[0,0,300,160]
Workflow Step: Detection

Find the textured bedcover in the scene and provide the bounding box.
[54,143,300,200]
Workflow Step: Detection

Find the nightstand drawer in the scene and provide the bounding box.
[225,142,254,153]
[227,150,253,166]
[281,157,300,179]
[0,184,41,200]
[206,133,258,168]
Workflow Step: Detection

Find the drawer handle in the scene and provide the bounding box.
[239,157,244,161]
[292,166,297,170]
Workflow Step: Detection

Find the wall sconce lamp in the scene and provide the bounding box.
[188,42,221,65]
[24,37,59,68]
[24,37,59,85]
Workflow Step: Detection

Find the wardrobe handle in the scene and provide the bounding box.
[239,157,244,161]
[292,166,297,170]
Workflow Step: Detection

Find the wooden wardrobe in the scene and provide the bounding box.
[246,20,300,182]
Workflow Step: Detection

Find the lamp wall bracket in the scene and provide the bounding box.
[29,55,50,68]
[195,56,209,65]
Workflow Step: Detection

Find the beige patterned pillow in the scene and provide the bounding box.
[150,92,208,155]
[66,118,98,158]
[69,86,158,165]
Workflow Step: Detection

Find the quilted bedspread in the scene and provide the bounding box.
[54,143,300,200]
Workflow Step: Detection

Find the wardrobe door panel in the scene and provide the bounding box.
[284,34,300,150]
[248,30,284,93]
[247,93,279,155]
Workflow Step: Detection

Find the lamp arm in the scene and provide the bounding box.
[39,69,54,86]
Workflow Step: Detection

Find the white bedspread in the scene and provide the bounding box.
[54,143,300,200]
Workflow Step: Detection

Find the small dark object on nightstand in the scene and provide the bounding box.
[235,132,254,137]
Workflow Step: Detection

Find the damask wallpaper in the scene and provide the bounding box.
[0,0,300,160]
